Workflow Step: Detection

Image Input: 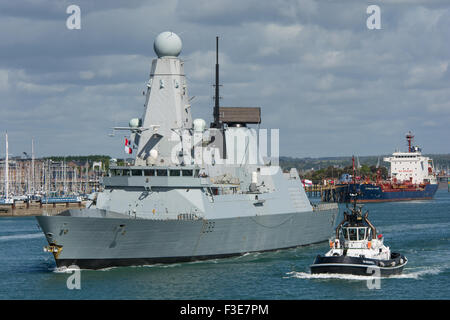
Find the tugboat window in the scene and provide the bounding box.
[144,170,155,176]
[349,228,357,241]
[342,228,348,240]
[132,170,142,176]
[122,169,130,176]
[169,170,181,176]
[358,228,366,241]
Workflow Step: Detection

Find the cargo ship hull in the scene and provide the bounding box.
[346,183,438,203]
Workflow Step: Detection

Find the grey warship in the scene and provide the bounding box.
[37,32,339,269]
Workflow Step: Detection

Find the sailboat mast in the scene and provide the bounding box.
[31,138,35,194]
[4,132,9,199]
[63,159,66,195]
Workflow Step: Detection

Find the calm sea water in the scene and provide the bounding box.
[0,189,449,300]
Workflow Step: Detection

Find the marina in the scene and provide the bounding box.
[1,134,104,215]
[0,154,103,201]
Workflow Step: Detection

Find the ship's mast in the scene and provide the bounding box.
[63,158,67,195]
[31,137,35,194]
[406,131,414,153]
[352,155,356,184]
[212,36,221,129]
[211,36,227,159]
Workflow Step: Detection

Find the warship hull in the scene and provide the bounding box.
[37,208,338,269]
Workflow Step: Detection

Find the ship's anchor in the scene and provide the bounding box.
[44,244,63,259]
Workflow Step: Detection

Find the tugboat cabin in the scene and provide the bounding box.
[342,226,372,242]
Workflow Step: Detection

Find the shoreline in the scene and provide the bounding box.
[0,201,86,217]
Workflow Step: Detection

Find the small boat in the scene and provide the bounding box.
[310,194,407,276]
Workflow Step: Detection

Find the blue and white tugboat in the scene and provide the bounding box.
[310,195,407,276]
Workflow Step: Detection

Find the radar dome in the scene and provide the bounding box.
[193,118,206,132]
[129,118,141,128]
[149,149,158,159]
[153,31,182,58]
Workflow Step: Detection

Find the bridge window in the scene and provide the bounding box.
[144,169,155,176]
[132,170,143,176]
[156,169,167,176]
[182,169,193,177]
[122,169,130,176]
[169,170,181,176]
[342,228,348,239]
[348,228,357,241]
[358,228,367,241]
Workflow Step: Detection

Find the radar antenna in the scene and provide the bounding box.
[212,36,221,129]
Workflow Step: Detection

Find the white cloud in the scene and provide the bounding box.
[15,81,68,94]
[79,71,95,80]
[405,62,448,87]
[427,101,450,114]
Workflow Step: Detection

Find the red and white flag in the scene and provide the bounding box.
[124,138,132,154]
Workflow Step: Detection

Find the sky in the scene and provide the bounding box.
[0,0,449,159]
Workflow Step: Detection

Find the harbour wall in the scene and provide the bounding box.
[0,201,86,217]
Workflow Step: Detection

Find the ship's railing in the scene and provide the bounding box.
[312,202,338,212]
